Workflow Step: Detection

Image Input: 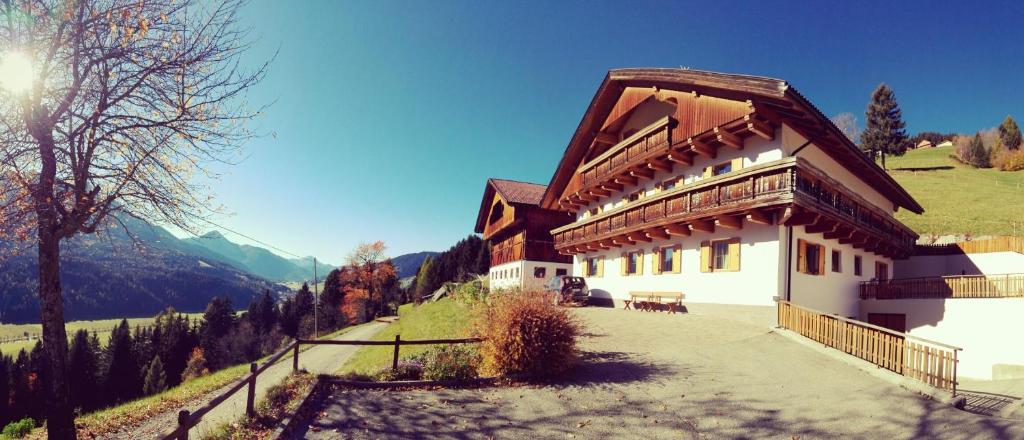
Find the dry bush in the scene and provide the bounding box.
[992,147,1024,171]
[473,290,581,379]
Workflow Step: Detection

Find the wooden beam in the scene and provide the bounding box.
[746,208,773,225]
[646,228,669,240]
[666,152,692,165]
[689,219,715,233]
[714,127,743,149]
[647,159,672,173]
[575,192,596,203]
[601,182,624,192]
[665,223,691,237]
[627,233,652,243]
[593,241,610,250]
[744,115,775,140]
[589,188,611,197]
[716,214,743,230]
[689,137,716,158]
[614,175,638,186]
[823,226,854,240]
[805,218,838,234]
[630,167,654,180]
[599,240,618,249]
[783,212,818,227]
[612,237,635,246]
[593,131,618,145]
[839,232,866,245]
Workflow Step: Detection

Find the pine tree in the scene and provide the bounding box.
[104,320,141,404]
[68,330,101,411]
[200,297,236,370]
[0,353,10,427]
[414,256,434,300]
[247,290,278,335]
[142,357,168,395]
[999,115,1022,150]
[27,342,48,422]
[969,133,990,168]
[474,239,491,276]
[10,350,29,422]
[860,83,909,169]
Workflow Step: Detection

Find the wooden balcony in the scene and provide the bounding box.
[579,116,675,190]
[552,157,918,258]
[861,273,1024,300]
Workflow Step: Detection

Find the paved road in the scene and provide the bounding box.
[98,321,387,440]
[291,307,1024,439]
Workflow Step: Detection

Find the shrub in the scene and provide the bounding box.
[417,345,480,381]
[2,418,35,439]
[452,280,487,306]
[375,360,424,381]
[473,290,580,379]
[992,147,1024,171]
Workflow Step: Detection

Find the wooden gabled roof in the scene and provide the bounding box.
[473,178,548,233]
[540,68,924,214]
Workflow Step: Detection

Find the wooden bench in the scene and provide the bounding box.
[625,291,685,314]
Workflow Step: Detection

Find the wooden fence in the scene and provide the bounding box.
[160,334,482,440]
[861,273,1024,299]
[777,300,961,394]
[915,236,1024,256]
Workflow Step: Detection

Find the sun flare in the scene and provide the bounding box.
[0,51,34,94]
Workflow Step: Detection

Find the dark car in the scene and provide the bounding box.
[544,275,589,305]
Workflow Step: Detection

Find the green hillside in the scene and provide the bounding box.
[885,145,1024,237]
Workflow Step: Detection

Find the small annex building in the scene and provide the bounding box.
[474,178,574,291]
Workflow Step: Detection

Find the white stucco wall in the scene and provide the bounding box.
[788,225,892,318]
[488,260,572,291]
[894,252,1024,278]
[779,125,896,214]
[577,222,781,307]
[860,298,1024,379]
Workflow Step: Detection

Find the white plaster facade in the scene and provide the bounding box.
[894,251,1024,278]
[488,259,573,291]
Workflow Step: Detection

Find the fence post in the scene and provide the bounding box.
[292,342,300,372]
[176,409,191,440]
[246,363,257,418]
[392,334,401,370]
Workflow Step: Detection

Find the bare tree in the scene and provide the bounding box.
[0,1,267,437]
[831,112,862,144]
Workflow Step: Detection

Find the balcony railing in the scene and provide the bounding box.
[861,273,1024,300]
[579,116,674,189]
[553,157,917,255]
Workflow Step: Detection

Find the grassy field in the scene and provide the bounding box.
[0,314,203,356]
[338,298,472,375]
[884,145,1024,238]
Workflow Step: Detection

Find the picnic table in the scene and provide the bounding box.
[624,291,685,314]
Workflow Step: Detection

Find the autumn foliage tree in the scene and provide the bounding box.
[0,1,267,436]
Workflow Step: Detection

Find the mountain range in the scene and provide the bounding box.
[0,219,437,324]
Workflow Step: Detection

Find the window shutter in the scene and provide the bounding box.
[652,247,662,275]
[637,251,644,275]
[581,259,589,277]
[731,157,743,172]
[672,245,681,273]
[728,238,741,271]
[597,257,604,277]
[797,239,807,274]
[700,241,711,272]
[703,166,712,178]
[620,252,627,276]
[817,246,825,275]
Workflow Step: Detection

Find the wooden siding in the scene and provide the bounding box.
[481,194,516,241]
[777,300,960,394]
[915,236,1024,256]
[861,273,1024,299]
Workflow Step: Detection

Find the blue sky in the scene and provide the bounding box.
[199,0,1023,263]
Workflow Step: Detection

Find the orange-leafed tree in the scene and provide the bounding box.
[340,288,370,325]
[337,241,397,320]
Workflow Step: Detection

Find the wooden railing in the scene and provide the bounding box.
[579,116,674,188]
[553,157,917,254]
[160,334,483,439]
[777,300,960,394]
[915,236,1024,256]
[861,273,1024,300]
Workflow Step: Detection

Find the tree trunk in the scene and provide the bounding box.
[33,132,77,440]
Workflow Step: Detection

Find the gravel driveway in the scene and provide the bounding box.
[289,307,1024,439]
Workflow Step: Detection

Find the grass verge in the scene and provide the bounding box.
[337,298,471,375]
[202,372,317,440]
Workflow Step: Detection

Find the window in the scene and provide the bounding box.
[713,162,732,175]
[831,250,842,273]
[654,245,681,274]
[701,238,740,272]
[797,239,825,275]
[555,268,568,276]
[875,261,889,281]
[587,206,601,217]
[854,255,863,276]
[583,257,603,277]
[627,190,644,202]
[658,177,681,191]
[621,250,644,275]
[704,158,744,178]
[534,267,546,279]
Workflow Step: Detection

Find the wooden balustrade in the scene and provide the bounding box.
[579,117,674,188]
[861,273,1024,300]
[777,300,960,394]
